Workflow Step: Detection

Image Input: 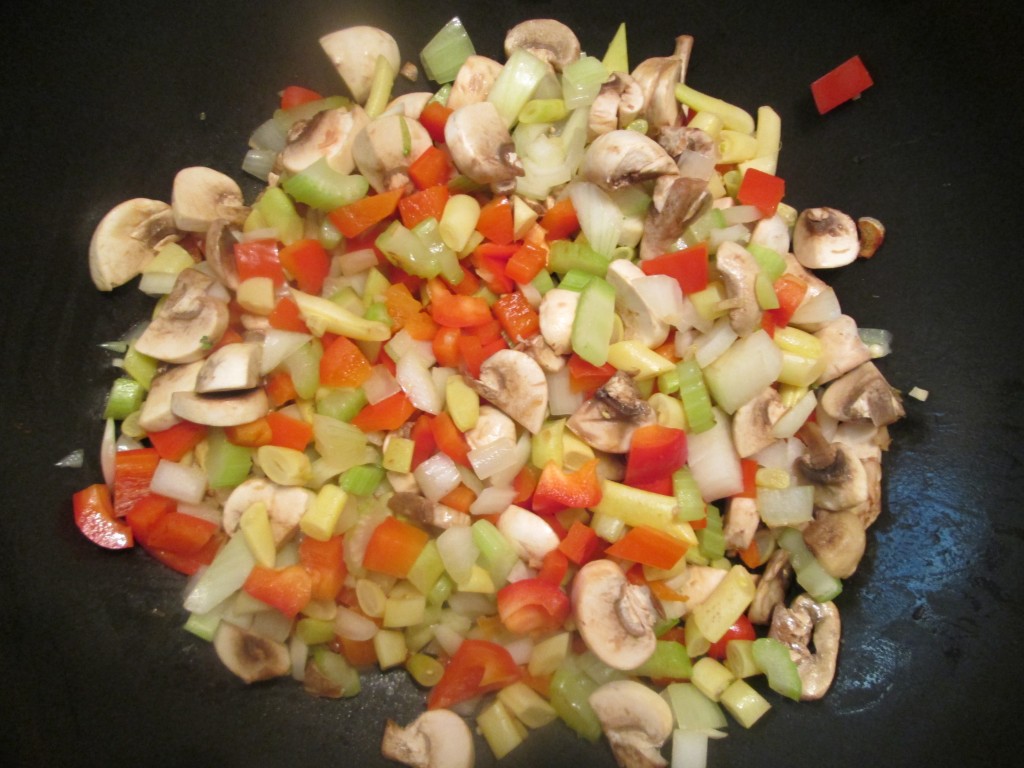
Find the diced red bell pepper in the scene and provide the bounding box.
[73,484,134,550]
[146,420,207,461]
[267,296,311,333]
[504,241,548,284]
[146,511,218,554]
[264,411,314,452]
[235,239,287,286]
[539,197,580,240]
[497,578,571,635]
[113,448,161,518]
[427,639,521,710]
[639,243,709,294]
[329,188,403,239]
[418,100,453,144]
[243,564,313,619]
[736,168,786,217]
[319,334,373,388]
[279,238,331,295]
[533,459,603,515]
[264,370,300,407]
[351,390,417,432]
[736,458,760,499]
[556,520,604,566]
[407,147,453,191]
[624,425,688,488]
[399,183,450,228]
[125,493,176,545]
[431,412,471,468]
[145,532,222,576]
[361,516,430,579]
[493,290,539,341]
[811,55,874,115]
[567,354,616,394]
[280,85,323,110]
[536,548,569,586]
[429,288,494,329]
[432,326,462,369]
[767,274,808,327]
[299,534,347,602]
[475,195,514,245]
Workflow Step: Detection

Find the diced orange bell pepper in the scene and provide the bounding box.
[73,484,134,550]
[361,516,430,579]
[605,525,689,570]
[328,188,403,239]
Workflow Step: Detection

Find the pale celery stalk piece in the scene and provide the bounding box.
[691,657,737,702]
[373,629,408,670]
[691,564,756,643]
[528,632,571,677]
[477,698,527,760]
[291,288,391,341]
[591,479,677,530]
[300,484,349,541]
[719,679,771,728]
[183,533,256,614]
[240,501,277,568]
[383,592,427,628]
[724,638,760,678]
[498,681,559,728]
[445,375,480,432]
[363,54,396,118]
[606,340,676,380]
[531,419,566,469]
[571,275,616,367]
[663,682,728,732]
[601,22,628,74]
[560,431,594,471]
[382,436,415,473]
[675,83,756,134]
[716,129,759,164]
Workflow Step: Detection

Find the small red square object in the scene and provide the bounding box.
[811,55,874,114]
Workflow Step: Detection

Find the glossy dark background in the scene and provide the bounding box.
[2,1,1022,766]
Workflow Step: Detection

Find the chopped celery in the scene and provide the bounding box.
[549,656,603,742]
[673,467,706,522]
[315,387,367,422]
[183,606,222,642]
[746,242,786,280]
[498,681,559,728]
[629,640,693,680]
[531,419,566,469]
[376,220,440,278]
[340,464,385,496]
[364,54,396,119]
[382,436,415,473]
[123,344,157,390]
[300,484,348,541]
[254,186,304,245]
[663,682,728,732]
[691,657,736,702]
[561,56,608,109]
[674,83,755,134]
[103,377,143,420]
[518,98,569,124]
[420,17,475,84]
[697,504,725,561]
[383,591,427,628]
[412,217,462,284]
[725,639,760,678]
[755,271,780,309]
[282,159,369,211]
[471,519,518,587]
[405,652,444,687]
[296,617,336,645]
[719,679,770,728]
[556,268,595,292]
[406,540,446,596]
[657,367,681,395]
[591,479,678,531]
[183,533,255,614]
[571,275,616,366]
[310,647,362,697]
[205,428,253,489]
[776,527,843,602]
[548,239,608,276]
[601,22,629,74]
[691,565,756,644]
[284,338,324,400]
[676,359,716,434]
[488,48,549,127]
[530,266,555,295]
[752,637,802,701]
[477,699,527,759]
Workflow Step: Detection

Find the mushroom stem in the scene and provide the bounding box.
[797,421,837,470]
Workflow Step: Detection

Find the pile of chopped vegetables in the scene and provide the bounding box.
[75,17,904,768]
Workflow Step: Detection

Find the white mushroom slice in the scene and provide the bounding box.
[605,260,669,348]
[715,241,764,337]
[89,199,178,291]
[572,559,657,670]
[504,19,581,71]
[792,207,860,269]
[723,496,760,552]
[381,709,475,768]
[580,130,678,191]
[133,269,230,364]
[446,55,503,109]
[820,361,905,426]
[538,288,580,355]
[221,477,314,544]
[137,361,204,433]
[212,622,290,683]
[567,372,656,454]
[385,92,433,120]
[731,386,786,458]
[204,218,240,290]
[813,314,873,385]
[638,176,710,262]
[660,564,728,619]
[794,422,870,512]
[588,73,644,140]
[589,680,673,768]
[516,335,566,373]
[769,594,841,700]
[498,505,560,566]
[352,114,433,193]
[171,167,247,233]
[473,350,548,434]
[464,405,518,450]
[319,26,400,104]
[851,456,883,529]
[631,55,683,130]
[748,549,792,625]
[388,492,469,530]
[750,213,791,255]
[195,341,262,394]
[444,102,524,194]
[279,105,368,176]
[171,388,269,427]
[803,510,867,579]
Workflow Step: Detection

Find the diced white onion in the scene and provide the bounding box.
[693,317,738,368]
[672,729,709,768]
[336,248,379,276]
[503,636,535,666]
[414,453,462,501]
[386,329,436,367]
[248,118,289,152]
[363,365,400,405]
[467,437,519,481]
[150,459,207,504]
[546,367,585,416]
[719,205,764,226]
[469,485,518,516]
[634,274,685,326]
[333,606,379,642]
[260,329,313,375]
[432,623,465,657]
[241,148,278,181]
[677,150,717,183]
[436,526,479,584]
[176,501,222,526]
[686,409,743,501]
[488,433,532,488]
[100,419,116,487]
[771,390,818,438]
[708,223,750,253]
[757,484,815,527]
[397,354,442,414]
[790,286,841,327]
[569,181,621,258]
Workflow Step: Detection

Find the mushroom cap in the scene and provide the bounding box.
[731,386,786,458]
[203,218,241,290]
[589,679,673,768]
[444,102,524,193]
[538,288,580,355]
[819,361,905,426]
[137,361,204,433]
[221,477,313,544]
[446,55,503,110]
[279,105,368,176]
[171,166,247,233]
[605,260,670,349]
[638,176,709,261]
[768,594,841,700]
[381,709,475,768]
[714,241,763,336]
[748,548,792,624]
[132,269,230,364]
[796,438,870,512]
[803,510,867,579]
[89,198,178,291]
[504,19,581,71]
[497,504,560,566]
[319,26,400,104]
[171,387,270,427]
[750,213,791,255]
[473,349,549,434]
[212,622,290,683]
[813,314,873,385]
[352,113,433,193]
[195,341,262,393]
[792,207,860,269]
[572,559,657,670]
[631,54,682,129]
[567,372,656,454]
[464,404,518,450]
[580,130,679,191]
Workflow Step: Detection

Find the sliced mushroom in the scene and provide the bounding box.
[573,559,657,670]
[444,102,524,194]
[171,388,269,427]
[221,477,314,544]
[580,130,679,191]
[319,26,400,104]
[133,268,230,363]
[792,207,860,269]
[472,349,548,434]
[497,504,560,567]
[352,113,433,193]
[768,594,841,700]
[795,422,870,511]
[820,361,905,426]
[630,36,692,130]
[516,334,567,373]
[137,361,204,433]
[203,218,240,290]
[279,105,369,176]
[813,314,873,385]
[638,176,710,262]
[658,564,727,620]
[857,216,886,258]
[381,709,475,768]
[388,492,470,530]
[446,55,504,109]
[803,510,867,579]
[589,680,673,768]
[504,19,581,71]
[731,386,786,458]
[171,167,247,233]
[588,73,645,139]
[538,288,580,356]
[654,125,717,182]
[723,496,760,552]
[567,372,656,454]
[195,341,262,393]
[605,260,670,348]
[715,241,763,336]
[748,548,792,625]
[89,199,178,291]
[750,213,791,255]
[213,622,290,683]
[849,456,883,529]
[463,404,518,450]
[385,92,433,120]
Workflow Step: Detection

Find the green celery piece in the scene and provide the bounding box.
[103,377,143,420]
[664,682,728,732]
[752,637,802,701]
[530,266,555,295]
[310,647,361,697]
[412,217,462,284]
[676,359,715,434]
[571,276,616,366]
[557,268,594,292]
[776,527,843,602]
[284,338,324,401]
[376,220,440,278]
[471,519,518,588]
[406,540,446,596]
[550,657,603,742]
[316,387,367,422]
[697,504,725,561]
[657,368,680,395]
[296,618,336,645]
[340,464,385,496]
[629,640,693,680]
[282,158,369,212]
[548,239,608,277]
[183,607,221,642]
[746,242,786,281]
[123,344,157,390]
[205,428,253,489]
[255,186,304,245]
[683,207,726,246]
[673,467,706,522]
[420,17,476,84]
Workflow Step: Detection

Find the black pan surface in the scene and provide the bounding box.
[3,1,1023,766]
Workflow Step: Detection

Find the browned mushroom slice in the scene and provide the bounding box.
[444,102,524,194]
[133,268,230,364]
[388,492,470,530]
[813,314,873,385]
[89,198,179,291]
[792,207,860,269]
[171,166,248,233]
[638,176,710,261]
[279,105,368,176]
[352,114,433,193]
[212,622,290,683]
[731,386,786,458]
[768,594,841,700]
[504,19,581,71]
[820,361,905,426]
[589,680,674,768]
[748,548,792,625]
[803,510,867,579]
[446,55,503,109]
[381,709,475,768]
[579,130,679,191]
[715,241,764,336]
[795,422,870,511]
[567,371,656,454]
